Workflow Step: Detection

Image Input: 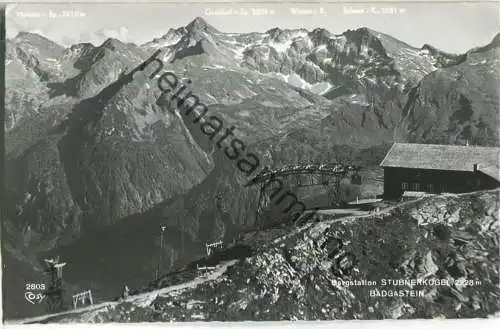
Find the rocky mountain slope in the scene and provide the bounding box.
[319,33,499,147]
[3,16,499,320]
[8,189,499,323]
[6,18,345,251]
[6,19,498,248]
[400,34,500,145]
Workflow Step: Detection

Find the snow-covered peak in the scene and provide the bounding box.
[142,28,183,49]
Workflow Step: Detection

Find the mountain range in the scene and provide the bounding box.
[3,17,499,319]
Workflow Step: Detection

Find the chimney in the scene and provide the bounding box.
[473,163,480,171]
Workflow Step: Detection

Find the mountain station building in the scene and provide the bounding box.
[380,143,500,199]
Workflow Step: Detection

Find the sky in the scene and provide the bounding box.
[5,1,500,53]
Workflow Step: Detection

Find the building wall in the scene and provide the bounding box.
[383,167,500,199]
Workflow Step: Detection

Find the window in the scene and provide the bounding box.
[427,184,434,193]
[440,184,446,193]
[401,182,409,191]
[413,183,421,191]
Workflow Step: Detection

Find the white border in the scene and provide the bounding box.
[2,1,499,328]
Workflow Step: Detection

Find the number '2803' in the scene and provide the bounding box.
[25,283,46,291]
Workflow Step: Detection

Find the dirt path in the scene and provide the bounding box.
[6,260,239,324]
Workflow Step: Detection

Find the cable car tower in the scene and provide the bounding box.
[44,257,66,313]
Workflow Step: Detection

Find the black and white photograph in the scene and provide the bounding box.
[1,0,500,323]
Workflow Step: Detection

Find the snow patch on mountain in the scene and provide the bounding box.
[266,72,332,95]
[269,40,292,53]
[142,29,184,49]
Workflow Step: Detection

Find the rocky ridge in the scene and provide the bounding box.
[9,189,499,323]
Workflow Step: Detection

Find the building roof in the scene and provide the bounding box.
[380,143,500,174]
[478,165,500,182]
